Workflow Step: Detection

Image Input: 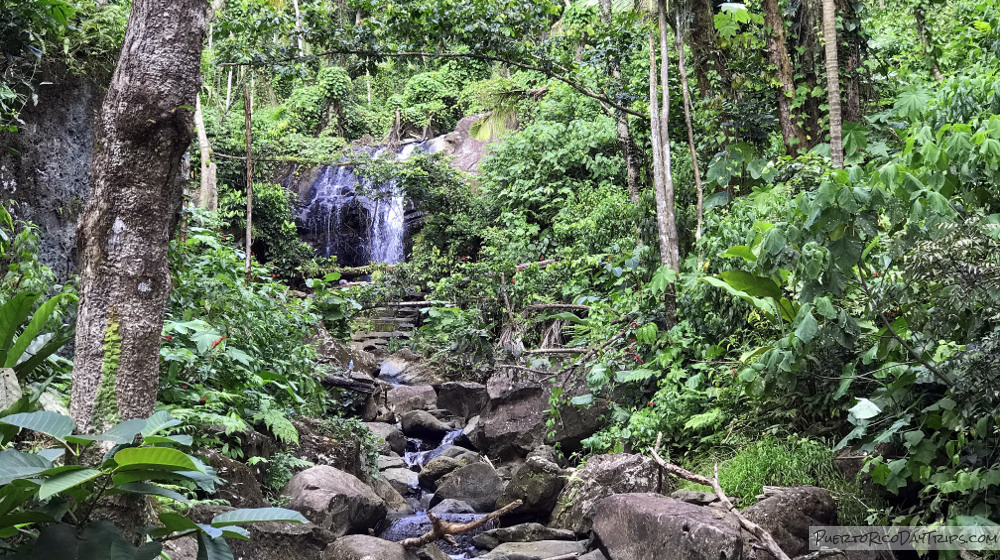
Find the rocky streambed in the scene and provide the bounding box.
[165,346,886,560]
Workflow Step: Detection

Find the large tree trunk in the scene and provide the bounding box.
[688,0,729,97]
[836,0,864,123]
[822,0,843,168]
[913,7,943,82]
[599,0,642,202]
[71,0,207,432]
[675,11,704,243]
[762,0,807,154]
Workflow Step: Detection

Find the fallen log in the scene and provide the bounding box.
[321,374,375,394]
[398,499,522,548]
[649,433,792,560]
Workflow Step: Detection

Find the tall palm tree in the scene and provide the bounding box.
[822,0,843,168]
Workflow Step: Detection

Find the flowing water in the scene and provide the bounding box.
[298,142,423,266]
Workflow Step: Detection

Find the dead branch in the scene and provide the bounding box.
[398,500,523,548]
[521,303,592,315]
[523,348,588,355]
[649,433,792,560]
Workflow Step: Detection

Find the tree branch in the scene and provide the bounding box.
[398,500,522,548]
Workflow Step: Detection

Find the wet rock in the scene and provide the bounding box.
[284,465,386,537]
[549,453,661,534]
[0,369,21,411]
[400,410,452,440]
[379,454,406,471]
[545,400,608,454]
[371,476,415,516]
[742,486,838,559]
[364,421,407,455]
[477,539,588,560]
[439,446,479,462]
[456,417,478,450]
[204,449,268,508]
[594,493,743,560]
[387,385,438,415]
[470,387,547,461]
[472,523,577,550]
[496,456,565,521]
[380,349,442,385]
[322,535,418,560]
[436,381,488,420]
[381,513,487,556]
[431,462,504,513]
[426,113,493,173]
[382,467,419,495]
[417,455,461,488]
[429,499,476,515]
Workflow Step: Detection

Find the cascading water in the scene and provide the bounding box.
[298,142,423,266]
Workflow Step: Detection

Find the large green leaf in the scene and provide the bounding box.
[67,419,147,445]
[5,293,78,368]
[37,467,102,500]
[0,411,74,440]
[718,270,782,300]
[211,507,308,526]
[0,448,50,484]
[720,245,756,261]
[141,410,181,437]
[112,447,200,472]
[197,532,234,560]
[112,482,190,504]
[794,310,819,344]
[0,292,42,365]
[12,333,74,376]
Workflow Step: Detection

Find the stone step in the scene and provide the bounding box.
[352,331,412,341]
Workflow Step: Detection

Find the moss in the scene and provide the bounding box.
[92,307,121,429]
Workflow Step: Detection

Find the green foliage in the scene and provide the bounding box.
[258,451,314,495]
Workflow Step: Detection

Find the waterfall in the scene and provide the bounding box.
[298,142,422,266]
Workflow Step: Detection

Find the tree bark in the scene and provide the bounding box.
[244,78,254,282]
[71,0,207,432]
[675,11,704,242]
[599,0,641,202]
[822,0,844,168]
[913,7,943,82]
[194,95,218,211]
[763,0,807,154]
[657,0,679,275]
[688,0,729,97]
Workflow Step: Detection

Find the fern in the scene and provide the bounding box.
[254,402,299,445]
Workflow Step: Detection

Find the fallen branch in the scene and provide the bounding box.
[649,433,792,560]
[523,348,588,355]
[398,500,522,548]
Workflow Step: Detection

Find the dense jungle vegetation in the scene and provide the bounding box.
[2,0,1000,556]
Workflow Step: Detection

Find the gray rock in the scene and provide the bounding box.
[549,453,661,534]
[314,326,378,376]
[175,505,335,560]
[425,113,494,173]
[580,551,610,560]
[436,381,488,420]
[204,449,268,508]
[670,489,721,506]
[364,421,407,455]
[371,476,414,516]
[496,456,565,521]
[322,535,418,560]
[0,369,22,411]
[400,410,452,440]
[415,543,451,560]
[431,462,504,513]
[742,486,838,559]
[379,349,442,385]
[387,385,438,415]
[469,387,547,461]
[440,445,479,462]
[457,415,479,449]
[379,454,406,471]
[418,455,461,488]
[472,523,577,550]
[525,445,560,466]
[477,540,588,560]
[283,465,387,537]
[429,499,476,515]
[382,467,419,495]
[545,400,608,454]
[594,493,743,560]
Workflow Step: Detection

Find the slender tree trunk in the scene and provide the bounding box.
[763,0,807,154]
[822,0,843,168]
[675,11,704,243]
[600,0,641,202]
[244,79,254,282]
[657,0,679,275]
[648,33,669,268]
[292,0,304,56]
[70,0,207,432]
[913,7,943,82]
[194,95,218,211]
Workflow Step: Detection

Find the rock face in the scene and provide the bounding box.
[425,113,494,173]
[470,386,547,460]
[593,493,744,560]
[382,467,419,495]
[429,499,476,515]
[545,401,607,454]
[477,540,588,560]
[371,476,415,516]
[472,523,577,550]
[435,381,488,420]
[293,418,369,480]
[380,349,442,385]
[387,385,438,415]
[364,422,407,455]
[417,455,461,489]
[549,453,661,534]
[314,326,378,376]
[496,456,566,521]
[742,486,838,559]
[431,462,504,513]
[284,466,386,537]
[323,535,419,560]
[400,410,452,439]
[204,450,268,508]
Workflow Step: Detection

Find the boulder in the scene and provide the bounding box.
[314,326,378,376]
[549,453,661,534]
[470,387,547,461]
[371,476,415,516]
[431,462,504,513]
[426,113,493,173]
[204,449,268,508]
[293,418,368,480]
[545,401,607,454]
[741,486,838,559]
[364,422,407,455]
[415,543,451,560]
[379,454,406,471]
[670,489,721,507]
[175,505,335,560]
[429,499,476,515]
[283,466,386,537]
[526,445,561,466]
[0,369,21,411]
[382,467,419,495]
[472,523,577,550]
[580,551,610,560]
[435,382,488,420]
[456,417,478,449]
[417,456,461,488]
[496,456,565,521]
[323,535,418,560]
[439,446,479,463]
[593,493,743,560]
[477,540,588,560]
[400,410,452,440]
[380,349,441,385]
[387,385,438,415]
